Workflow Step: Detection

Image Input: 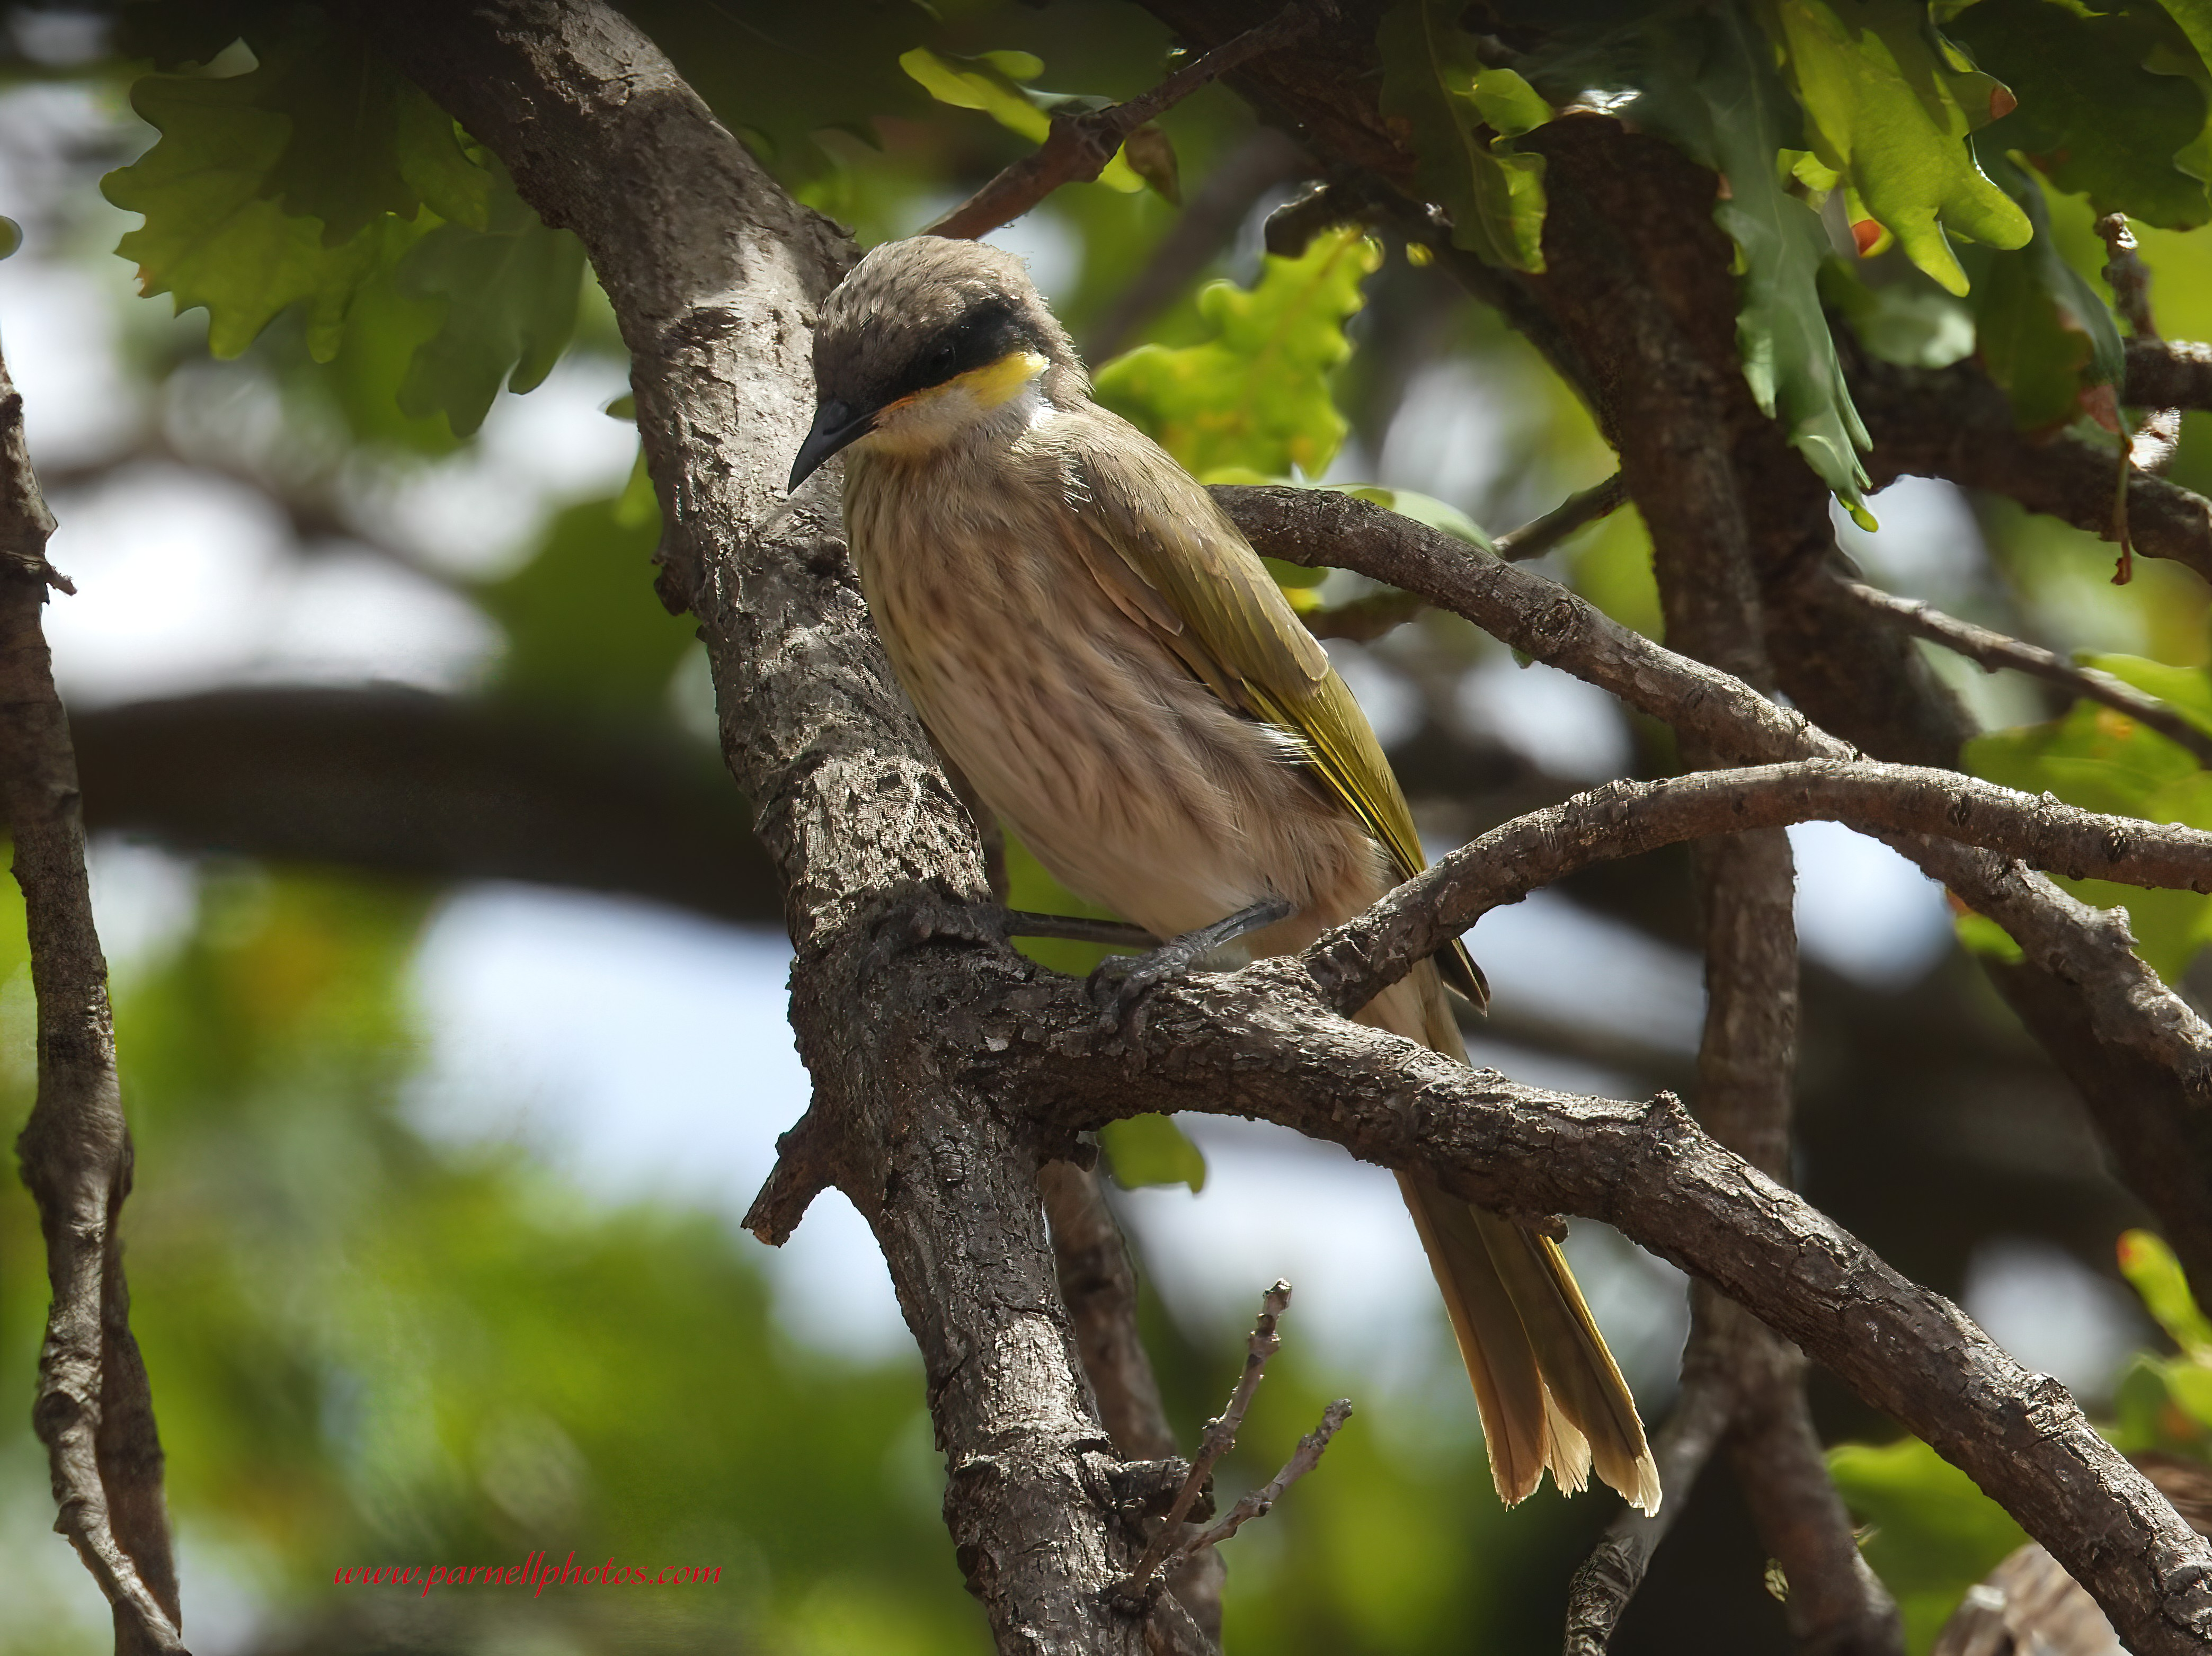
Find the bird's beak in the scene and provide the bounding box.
[788,397,875,491]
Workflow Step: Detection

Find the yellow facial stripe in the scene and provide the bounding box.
[937,349,1049,409]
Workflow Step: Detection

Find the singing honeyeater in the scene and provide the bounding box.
[789,235,1659,1515]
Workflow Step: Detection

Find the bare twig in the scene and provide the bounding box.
[1562,1316,1738,1655]
[1834,576,2212,765]
[1125,1280,1291,1593]
[1494,473,1631,562]
[927,5,1319,242]
[1166,1397,1352,1564]
[0,351,186,1651]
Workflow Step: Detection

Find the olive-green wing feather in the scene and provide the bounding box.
[1060,411,1488,1007]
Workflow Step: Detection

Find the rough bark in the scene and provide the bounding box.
[353,5,1169,1650]
[0,348,184,1648]
[335,6,2212,1654]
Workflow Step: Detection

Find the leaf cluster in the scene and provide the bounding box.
[102,4,583,436]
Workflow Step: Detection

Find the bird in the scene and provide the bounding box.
[788,233,1659,1515]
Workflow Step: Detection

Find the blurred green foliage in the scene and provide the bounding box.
[20,0,2212,1649]
[1095,226,1381,480]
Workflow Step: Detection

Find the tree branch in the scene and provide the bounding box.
[0,348,184,1650]
[1302,758,2212,1019]
[925,4,1317,242]
[1221,484,2212,1287]
[1831,578,2212,766]
[1848,337,2212,586]
[2124,339,2212,412]
[994,962,2212,1656]
[1561,1307,1737,1655]
[357,5,1175,1650]
[1494,473,1631,563]
[70,687,781,922]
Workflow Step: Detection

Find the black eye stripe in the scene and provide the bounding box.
[882,300,1033,405]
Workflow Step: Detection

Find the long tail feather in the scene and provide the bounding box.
[1367,963,1662,1513]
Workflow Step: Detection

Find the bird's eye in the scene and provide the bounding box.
[928,342,958,379]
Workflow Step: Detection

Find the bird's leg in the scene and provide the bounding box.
[1088,895,1295,1032]
[868,896,1157,969]
[1001,912,1160,949]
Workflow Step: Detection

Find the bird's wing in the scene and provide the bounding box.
[1058,412,1489,1008]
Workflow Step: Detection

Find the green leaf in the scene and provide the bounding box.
[1098,1115,1208,1193]
[2083,652,2212,735]
[1526,6,1872,519]
[1949,0,2210,229]
[102,69,413,358]
[1819,261,1977,368]
[394,166,588,437]
[1828,1436,2030,1651]
[898,48,1146,192]
[393,94,492,233]
[1761,0,2031,294]
[1092,227,1381,479]
[1966,691,2212,978]
[2118,1228,2212,1358]
[1971,149,2127,430]
[901,46,1050,144]
[1376,0,1552,271]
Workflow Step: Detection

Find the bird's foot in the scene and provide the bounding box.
[1086,896,1294,1036]
[866,898,1158,973]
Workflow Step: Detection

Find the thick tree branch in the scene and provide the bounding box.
[1849,339,2212,586]
[2124,339,2212,413]
[357,5,1169,1651]
[989,957,2212,1656]
[0,351,184,1650]
[1223,485,2212,1280]
[70,688,780,921]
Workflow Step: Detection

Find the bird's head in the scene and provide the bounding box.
[788,236,1084,491]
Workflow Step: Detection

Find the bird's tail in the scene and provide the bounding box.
[1371,963,1662,1515]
